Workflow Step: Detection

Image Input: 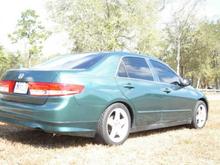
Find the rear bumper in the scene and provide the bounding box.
[0,112,96,137]
[0,96,98,137]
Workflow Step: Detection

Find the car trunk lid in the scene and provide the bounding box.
[0,69,59,105]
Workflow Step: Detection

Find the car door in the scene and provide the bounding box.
[116,56,162,127]
[149,59,195,123]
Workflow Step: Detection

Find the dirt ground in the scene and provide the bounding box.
[0,101,219,165]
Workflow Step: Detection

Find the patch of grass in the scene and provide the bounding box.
[0,101,220,164]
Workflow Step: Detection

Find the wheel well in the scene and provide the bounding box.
[117,101,134,127]
[199,98,209,112]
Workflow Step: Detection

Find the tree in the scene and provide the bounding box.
[161,0,203,75]
[47,0,160,54]
[46,0,220,88]
[162,17,220,88]
[9,9,50,67]
[197,20,220,88]
[0,46,20,77]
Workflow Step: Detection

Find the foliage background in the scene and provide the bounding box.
[1,0,220,88]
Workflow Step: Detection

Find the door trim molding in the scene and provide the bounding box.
[137,109,192,114]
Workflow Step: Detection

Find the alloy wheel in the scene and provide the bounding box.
[106,108,129,143]
[195,104,207,128]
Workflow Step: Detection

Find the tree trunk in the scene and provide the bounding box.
[215,77,219,89]
[176,33,181,75]
[196,77,200,89]
[191,75,194,87]
[180,65,184,77]
[27,51,31,68]
[105,0,110,18]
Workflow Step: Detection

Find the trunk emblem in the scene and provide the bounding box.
[18,73,24,79]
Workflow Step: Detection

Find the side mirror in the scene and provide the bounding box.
[181,78,191,87]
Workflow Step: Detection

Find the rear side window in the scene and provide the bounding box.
[150,60,180,84]
[35,54,104,69]
[119,57,153,81]
[117,62,128,77]
[71,55,104,69]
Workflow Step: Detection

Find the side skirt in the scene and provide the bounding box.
[130,120,191,133]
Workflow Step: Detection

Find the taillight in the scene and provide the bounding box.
[28,82,84,96]
[0,80,15,93]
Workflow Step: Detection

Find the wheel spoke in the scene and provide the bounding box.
[109,127,118,139]
[117,127,127,138]
[119,118,127,128]
[196,104,207,128]
[115,111,121,120]
[107,116,115,127]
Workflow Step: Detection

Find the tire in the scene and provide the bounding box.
[191,101,208,129]
[96,103,131,145]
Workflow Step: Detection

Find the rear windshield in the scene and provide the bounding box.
[34,54,104,69]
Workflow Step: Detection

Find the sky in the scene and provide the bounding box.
[0,0,220,55]
[0,0,70,55]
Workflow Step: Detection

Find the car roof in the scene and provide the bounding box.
[65,51,164,64]
[96,51,162,62]
[85,51,160,60]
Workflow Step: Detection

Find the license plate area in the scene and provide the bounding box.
[14,82,28,94]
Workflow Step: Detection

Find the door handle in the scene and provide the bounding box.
[123,83,134,89]
[162,88,171,93]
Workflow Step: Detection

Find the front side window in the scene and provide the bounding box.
[119,57,153,81]
[150,60,180,84]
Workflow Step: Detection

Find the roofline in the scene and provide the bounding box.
[102,51,161,61]
[62,51,161,62]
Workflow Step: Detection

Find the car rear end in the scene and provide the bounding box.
[0,69,98,137]
[0,53,111,137]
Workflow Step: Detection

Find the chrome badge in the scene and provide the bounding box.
[18,73,24,79]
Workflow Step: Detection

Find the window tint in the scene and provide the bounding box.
[122,57,154,81]
[150,60,180,84]
[72,55,104,69]
[117,62,128,77]
[34,54,104,69]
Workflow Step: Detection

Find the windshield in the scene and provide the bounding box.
[34,54,105,69]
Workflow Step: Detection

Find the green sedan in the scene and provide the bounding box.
[0,52,208,145]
